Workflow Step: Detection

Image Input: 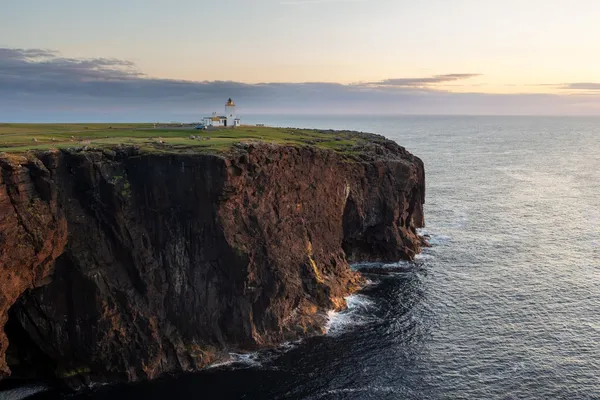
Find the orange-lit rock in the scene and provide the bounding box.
[0,132,425,386]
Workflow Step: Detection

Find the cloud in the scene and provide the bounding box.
[0,47,476,102]
[0,48,141,82]
[366,74,481,87]
[1,47,600,121]
[559,83,600,91]
[0,48,58,59]
[535,82,600,92]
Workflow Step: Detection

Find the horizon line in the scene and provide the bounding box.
[3,113,600,124]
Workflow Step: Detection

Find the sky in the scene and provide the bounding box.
[2,0,600,120]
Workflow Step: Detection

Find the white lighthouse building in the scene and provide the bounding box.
[202,98,241,127]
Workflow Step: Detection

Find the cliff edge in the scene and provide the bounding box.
[0,132,425,386]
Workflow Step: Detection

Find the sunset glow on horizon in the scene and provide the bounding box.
[2,0,600,118]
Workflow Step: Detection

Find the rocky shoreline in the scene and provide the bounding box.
[0,131,425,388]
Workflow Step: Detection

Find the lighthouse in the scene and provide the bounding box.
[201,99,241,127]
[225,98,240,127]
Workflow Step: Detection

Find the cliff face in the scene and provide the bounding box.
[0,154,67,378]
[0,138,425,385]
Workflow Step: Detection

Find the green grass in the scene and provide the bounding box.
[0,123,368,155]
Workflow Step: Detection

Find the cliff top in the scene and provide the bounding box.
[0,123,398,157]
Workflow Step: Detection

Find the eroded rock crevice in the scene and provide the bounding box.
[4,299,58,382]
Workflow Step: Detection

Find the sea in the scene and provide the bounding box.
[22,115,600,400]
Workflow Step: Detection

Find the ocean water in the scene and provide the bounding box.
[30,116,600,399]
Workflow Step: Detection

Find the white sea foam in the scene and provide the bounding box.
[85,381,109,390]
[353,260,414,272]
[206,352,264,370]
[228,352,264,367]
[204,358,234,370]
[416,227,430,236]
[384,260,416,269]
[346,293,376,310]
[0,384,48,400]
[414,253,435,261]
[325,294,379,336]
[207,341,300,371]
[426,234,450,246]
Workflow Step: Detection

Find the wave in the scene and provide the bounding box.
[325,294,380,336]
[207,341,300,371]
[414,253,435,261]
[0,384,48,400]
[206,351,266,370]
[226,352,264,368]
[353,259,424,276]
[426,234,450,246]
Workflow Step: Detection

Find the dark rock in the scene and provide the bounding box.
[0,152,68,378]
[0,137,425,386]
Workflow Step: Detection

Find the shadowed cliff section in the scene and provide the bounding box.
[0,154,67,378]
[0,133,425,386]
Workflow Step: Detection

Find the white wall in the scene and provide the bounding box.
[225,105,235,127]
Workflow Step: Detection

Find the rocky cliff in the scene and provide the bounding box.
[0,135,425,386]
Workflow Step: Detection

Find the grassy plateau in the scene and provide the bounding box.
[0,123,366,155]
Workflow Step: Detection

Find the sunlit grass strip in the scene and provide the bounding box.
[0,124,365,155]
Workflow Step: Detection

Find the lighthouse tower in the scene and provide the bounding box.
[225,98,237,127]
